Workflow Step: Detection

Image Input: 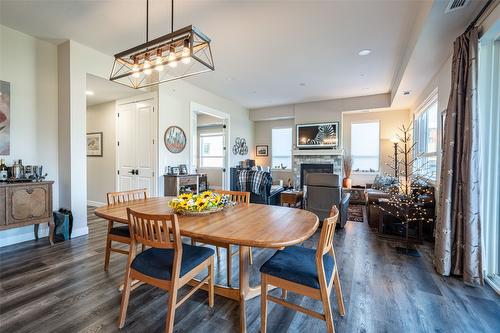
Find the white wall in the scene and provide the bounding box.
[158,80,254,195]
[0,25,59,246]
[86,101,116,205]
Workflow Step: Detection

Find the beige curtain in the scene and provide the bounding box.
[434,28,483,286]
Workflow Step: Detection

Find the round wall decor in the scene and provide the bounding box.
[164,126,187,154]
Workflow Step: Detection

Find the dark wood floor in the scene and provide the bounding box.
[1,207,499,333]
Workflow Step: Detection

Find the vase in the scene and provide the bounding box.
[342,177,352,188]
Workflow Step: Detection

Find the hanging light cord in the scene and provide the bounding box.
[171,0,174,33]
[146,0,149,43]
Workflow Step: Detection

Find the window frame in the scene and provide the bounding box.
[350,120,380,174]
[413,89,439,181]
[199,132,224,169]
[271,127,293,170]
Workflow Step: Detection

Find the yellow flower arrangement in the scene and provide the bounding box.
[169,191,228,215]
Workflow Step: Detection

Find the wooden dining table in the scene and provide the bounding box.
[94,196,319,333]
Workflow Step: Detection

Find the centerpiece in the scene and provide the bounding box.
[169,191,228,215]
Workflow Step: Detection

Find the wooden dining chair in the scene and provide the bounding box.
[260,206,345,333]
[103,188,147,272]
[191,190,250,287]
[118,208,215,333]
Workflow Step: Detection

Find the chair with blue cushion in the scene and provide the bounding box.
[260,206,345,333]
[103,188,148,271]
[118,208,215,333]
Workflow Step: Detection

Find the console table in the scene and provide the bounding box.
[163,174,208,196]
[0,181,55,245]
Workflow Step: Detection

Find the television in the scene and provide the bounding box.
[296,122,339,149]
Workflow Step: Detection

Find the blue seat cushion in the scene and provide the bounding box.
[110,226,130,237]
[260,246,334,289]
[131,244,214,280]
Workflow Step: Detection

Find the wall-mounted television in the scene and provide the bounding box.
[296,122,339,149]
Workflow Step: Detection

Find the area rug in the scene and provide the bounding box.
[348,205,366,223]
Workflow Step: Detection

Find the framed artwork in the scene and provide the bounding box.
[296,122,339,149]
[0,80,11,155]
[256,145,269,156]
[232,137,248,155]
[87,132,103,157]
[164,126,187,153]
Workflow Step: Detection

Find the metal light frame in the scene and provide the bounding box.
[110,0,214,89]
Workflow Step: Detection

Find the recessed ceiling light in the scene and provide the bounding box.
[362,87,369,90]
[403,90,411,96]
[358,49,371,56]
[299,83,306,87]
[85,90,94,96]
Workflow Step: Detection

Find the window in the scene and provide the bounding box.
[414,91,438,180]
[272,128,292,169]
[351,122,380,172]
[200,134,224,168]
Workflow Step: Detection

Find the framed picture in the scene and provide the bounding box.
[87,132,103,157]
[0,80,11,155]
[296,122,339,149]
[164,126,187,153]
[256,145,268,156]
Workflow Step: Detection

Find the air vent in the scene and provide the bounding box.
[445,0,470,13]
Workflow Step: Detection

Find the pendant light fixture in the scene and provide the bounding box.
[110,0,214,89]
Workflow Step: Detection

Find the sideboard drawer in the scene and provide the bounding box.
[0,188,5,226]
[179,176,198,186]
[7,184,51,224]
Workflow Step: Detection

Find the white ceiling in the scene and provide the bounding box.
[86,74,139,106]
[0,0,485,110]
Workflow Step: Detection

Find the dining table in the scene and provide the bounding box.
[94,196,319,333]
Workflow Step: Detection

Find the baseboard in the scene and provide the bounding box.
[71,226,89,239]
[87,200,106,207]
[0,225,89,248]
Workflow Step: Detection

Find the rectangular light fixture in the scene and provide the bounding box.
[110,25,214,89]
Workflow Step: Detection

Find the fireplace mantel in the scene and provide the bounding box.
[292,149,344,156]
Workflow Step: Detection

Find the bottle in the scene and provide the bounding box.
[0,159,7,181]
[18,159,25,179]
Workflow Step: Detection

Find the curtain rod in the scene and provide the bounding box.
[466,0,496,32]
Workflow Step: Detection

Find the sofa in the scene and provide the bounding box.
[304,173,350,228]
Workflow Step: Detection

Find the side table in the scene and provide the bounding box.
[280,190,304,209]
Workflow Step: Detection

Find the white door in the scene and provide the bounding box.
[117,99,155,196]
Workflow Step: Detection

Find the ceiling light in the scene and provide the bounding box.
[299,83,306,87]
[403,90,411,96]
[110,0,214,89]
[358,49,371,56]
[85,91,94,96]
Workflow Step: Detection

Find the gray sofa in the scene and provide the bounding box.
[304,173,350,228]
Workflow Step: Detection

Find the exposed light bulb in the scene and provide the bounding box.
[143,59,152,75]
[168,45,177,68]
[155,49,164,72]
[181,39,191,64]
[132,58,140,78]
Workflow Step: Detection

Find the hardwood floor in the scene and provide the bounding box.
[0,207,498,333]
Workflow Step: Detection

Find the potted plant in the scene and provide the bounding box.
[343,156,353,188]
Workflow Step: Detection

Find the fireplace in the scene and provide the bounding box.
[300,163,334,189]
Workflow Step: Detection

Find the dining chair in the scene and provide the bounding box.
[260,206,345,333]
[118,208,215,333]
[103,188,147,272]
[191,190,250,287]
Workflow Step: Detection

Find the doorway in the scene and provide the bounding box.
[190,102,230,190]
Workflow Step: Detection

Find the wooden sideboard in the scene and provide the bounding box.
[163,174,208,196]
[0,181,54,245]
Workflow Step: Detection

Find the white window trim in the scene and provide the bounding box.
[350,120,380,173]
[414,89,439,181]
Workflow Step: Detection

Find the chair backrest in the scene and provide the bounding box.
[126,208,182,251]
[215,190,250,206]
[305,174,341,221]
[317,205,339,257]
[107,188,147,205]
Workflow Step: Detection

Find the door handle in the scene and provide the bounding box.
[135,169,139,175]
[128,170,135,175]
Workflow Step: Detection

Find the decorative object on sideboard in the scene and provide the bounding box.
[179,164,188,175]
[232,137,248,155]
[256,145,268,156]
[87,132,103,157]
[164,126,186,153]
[109,0,214,88]
[296,122,339,149]
[342,155,352,188]
[0,80,11,155]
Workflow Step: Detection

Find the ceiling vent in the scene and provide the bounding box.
[445,0,471,13]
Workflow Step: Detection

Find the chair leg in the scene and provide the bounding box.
[333,268,346,316]
[141,244,145,252]
[216,246,221,259]
[208,257,214,308]
[261,274,268,333]
[281,288,287,299]
[104,221,113,272]
[249,247,253,265]
[118,269,132,328]
[165,287,178,333]
[227,246,232,287]
[320,287,335,333]
[191,238,195,245]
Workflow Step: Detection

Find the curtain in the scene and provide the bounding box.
[434,27,483,286]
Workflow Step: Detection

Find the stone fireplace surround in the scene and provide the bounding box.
[292,150,343,189]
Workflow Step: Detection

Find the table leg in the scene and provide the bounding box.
[34,224,39,240]
[239,246,250,333]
